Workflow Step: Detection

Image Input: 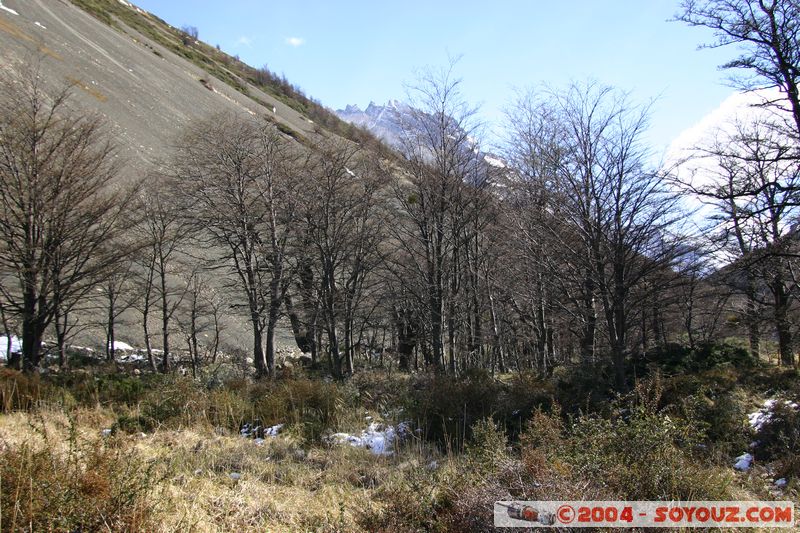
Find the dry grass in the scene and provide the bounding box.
[0,366,797,531]
[0,406,439,532]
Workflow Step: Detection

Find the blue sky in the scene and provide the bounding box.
[133,0,738,156]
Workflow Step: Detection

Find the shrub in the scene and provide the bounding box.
[350,371,409,413]
[679,387,749,455]
[519,407,566,476]
[404,371,505,450]
[754,400,800,466]
[249,378,357,443]
[356,465,456,533]
[501,372,554,439]
[648,341,755,373]
[516,379,733,502]
[559,394,733,501]
[466,418,509,474]
[117,376,208,432]
[552,361,616,416]
[0,368,73,412]
[568,408,729,500]
[0,429,157,531]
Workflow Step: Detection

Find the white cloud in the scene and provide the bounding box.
[235,36,252,47]
[285,36,305,47]
[663,87,788,241]
[665,89,774,168]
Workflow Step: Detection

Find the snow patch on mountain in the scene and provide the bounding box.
[336,100,413,147]
[0,1,19,16]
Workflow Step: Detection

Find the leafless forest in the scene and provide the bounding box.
[1,1,800,531]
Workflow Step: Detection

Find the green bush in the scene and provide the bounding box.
[112,376,209,433]
[517,379,733,501]
[567,407,729,500]
[754,400,800,468]
[250,378,356,443]
[466,418,509,474]
[648,341,755,373]
[679,387,749,455]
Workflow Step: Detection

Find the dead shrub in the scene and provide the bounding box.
[0,428,157,531]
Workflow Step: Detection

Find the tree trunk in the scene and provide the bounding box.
[344,315,354,375]
[252,314,267,376]
[581,273,596,362]
[285,294,312,352]
[190,302,199,377]
[55,308,68,369]
[143,314,156,372]
[328,324,342,379]
[21,319,44,372]
[0,305,17,369]
[772,277,794,366]
[430,293,444,369]
[160,270,170,372]
[211,311,220,363]
[142,265,157,371]
[21,285,44,372]
[265,318,277,377]
[106,286,116,362]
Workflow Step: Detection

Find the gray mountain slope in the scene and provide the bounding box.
[0,0,318,178]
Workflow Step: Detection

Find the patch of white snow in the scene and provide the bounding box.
[484,155,506,168]
[0,335,21,361]
[240,422,283,439]
[264,423,283,437]
[748,399,799,431]
[328,422,411,456]
[734,452,753,471]
[0,1,19,16]
[109,341,135,351]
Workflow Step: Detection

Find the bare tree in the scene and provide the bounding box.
[174,112,298,376]
[180,26,199,46]
[101,260,137,363]
[298,141,388,378]
[132,182,194,371]
[676,0,800,140]
[678,117,800,364]
[505,82,688,387]
[0,65,133,371]
[388,61,485,372]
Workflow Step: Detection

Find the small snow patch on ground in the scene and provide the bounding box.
[734,452,753,471]
[328,422,411,456]
[264,424,283,437]
[109,341,135,351]
[118,352,147,363]
[0,335,21,361]
[240,422,283,439]
[748,399,799,431]
[0,1,18,16]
